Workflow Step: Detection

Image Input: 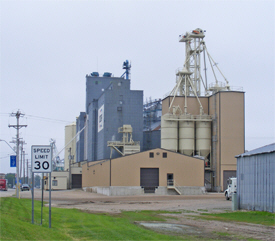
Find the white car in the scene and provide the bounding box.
[21,184,30,191]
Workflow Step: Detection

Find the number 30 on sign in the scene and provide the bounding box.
[31,145,52,173]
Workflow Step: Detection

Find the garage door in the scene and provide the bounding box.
[72,174,82,188]
[140,168,159,193]
[223,170,236,191]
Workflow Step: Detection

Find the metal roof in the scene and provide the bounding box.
[143,121,161,132]
[236,143,275,157]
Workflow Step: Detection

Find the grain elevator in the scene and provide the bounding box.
[76,67,143,163]
[161,29,245,191]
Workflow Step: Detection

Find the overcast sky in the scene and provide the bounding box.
[1,0,274,174]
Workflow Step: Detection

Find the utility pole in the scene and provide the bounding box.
[20,143,27,181]
[26,159,29,184]
[23,151,28,184]
[9,110,27,198]
[23,151,25,183]
[10,139,26,181]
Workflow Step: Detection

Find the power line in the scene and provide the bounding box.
[1,112,72,124]
[0,155,12,160]
[25,115,72,123]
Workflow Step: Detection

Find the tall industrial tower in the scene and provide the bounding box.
[162,29,244,191]
[170,28,230,100]
[76,60,143,163]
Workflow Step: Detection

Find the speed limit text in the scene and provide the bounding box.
[33,148,51,159]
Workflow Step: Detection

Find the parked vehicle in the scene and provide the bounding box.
[21,184,30,191]
[0,179,8,191]
[224,177,237,200]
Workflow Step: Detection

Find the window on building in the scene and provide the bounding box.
[163,152,167,158]
[149,152,154,158]
[52,180,58,186]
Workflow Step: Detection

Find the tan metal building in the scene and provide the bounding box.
[65,122,82,189]
[82,148,205,196]
[162,91,245,191]
[44,122,82,190]
[64,122,76,171]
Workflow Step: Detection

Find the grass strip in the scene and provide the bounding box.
[0,197,186,240]
[200,211,275,226]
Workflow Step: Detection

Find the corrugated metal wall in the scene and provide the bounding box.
[76,112,85,163]
[237,152,275,212]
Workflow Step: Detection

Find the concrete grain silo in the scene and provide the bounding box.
[178,114,195,156]
[161,113,178,152]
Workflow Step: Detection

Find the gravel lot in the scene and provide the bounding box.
[2,188,274,240]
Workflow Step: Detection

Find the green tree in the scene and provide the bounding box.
[5,173,15,188]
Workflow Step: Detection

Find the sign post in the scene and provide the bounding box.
[31,145,52,228]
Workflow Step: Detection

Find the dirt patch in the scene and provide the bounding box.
[162,212,275,240]
[11,189,275,240]
[139,222,201,235]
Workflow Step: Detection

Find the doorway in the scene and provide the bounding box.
[167,173,174,186]
[140,168,159,193]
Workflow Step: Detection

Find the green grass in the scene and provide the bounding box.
[1,197,274,240]
[212,231,231,237]
[197,209,208,212]
[200,211,275,226]
[120,210,180,222]
[179,209,196,213]
[0,197,186,240]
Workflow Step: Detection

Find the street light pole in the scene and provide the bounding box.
[0,139,16,153]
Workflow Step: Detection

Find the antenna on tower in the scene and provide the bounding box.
[121,60,131,79]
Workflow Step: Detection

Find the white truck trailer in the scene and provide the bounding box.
[224,177,237,200]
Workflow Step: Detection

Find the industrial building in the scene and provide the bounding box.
[236,143,275,213]
[76,112,85,163]
[82,148,205,196]
[44,123,82,190]
[143,99,162,151]
[79,29,245,195]
[78,61,206,195]
[64,122,82,189]
[161,28,244,192]
[76,62,143,163]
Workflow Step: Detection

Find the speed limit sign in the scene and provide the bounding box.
[31,145,52,173]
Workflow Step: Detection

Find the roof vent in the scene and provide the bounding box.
[103,72,112,77]
[91,72,99,77]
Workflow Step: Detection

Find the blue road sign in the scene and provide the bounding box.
[10,155,16,167]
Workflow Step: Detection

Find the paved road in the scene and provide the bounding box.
[0,189,15,197]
